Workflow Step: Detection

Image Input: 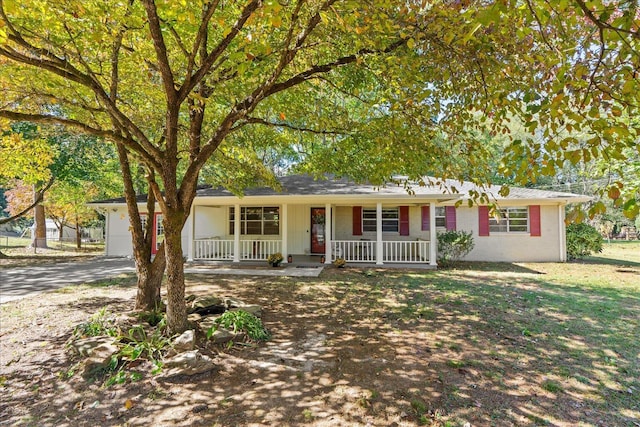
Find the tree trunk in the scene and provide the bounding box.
[134,246,166,310]
[163,210,189,334]
[31,184,48,249]
[58,221,64,242]
[75,214,82,249]
[115,143,167,312]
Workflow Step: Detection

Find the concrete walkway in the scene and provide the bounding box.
[0,257,324,304]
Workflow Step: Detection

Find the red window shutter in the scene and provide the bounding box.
[445,206,457,231]
[530,205,541,236]
[421,206,430,231]
[478,206,490,236]
[399,206,410,236]
[352,206,362,236]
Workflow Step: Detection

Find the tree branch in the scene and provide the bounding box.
[574,0,640,40]
[178,0,261,102]
[0,110,161,170]
[141,0,178,105]
[263,38,408,100]
[0,177,54,225]
[0,45,91,86]
[185,0,220,79]
[582,25,607,107]
[235,116,349,135]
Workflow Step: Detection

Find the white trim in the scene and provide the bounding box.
[282,203,288,262]
[233,203,240,263]
[104,210,110,255]
[429,201,437,266]
[376,202,383,265]
[559,204,566,262]
[186,205,194,261]
[325,203,332,264]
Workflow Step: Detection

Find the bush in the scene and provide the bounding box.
[207,310,270,341]
[566,223,603,260]
[437,230,474,267]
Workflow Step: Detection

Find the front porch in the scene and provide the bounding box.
[186,201,439,266]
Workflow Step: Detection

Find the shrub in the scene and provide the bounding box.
[437,230,475,267]
[206,310,270,341]
[566,223,603,260]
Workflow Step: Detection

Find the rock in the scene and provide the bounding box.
[208,328,237,344]
[187,313,202,322]
[172,330,195,352]
[198,315,221,332]
[188,296,225,315]
[82,342,119,377]
[162,350,216,376]
[69,336,115,357]
[224,298,245,308]
[228,305,262,318]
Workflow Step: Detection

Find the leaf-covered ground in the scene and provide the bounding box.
[1,242,639,426]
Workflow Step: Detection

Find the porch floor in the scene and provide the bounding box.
[186,254,437,276]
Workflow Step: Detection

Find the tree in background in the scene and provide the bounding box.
[0,123,56,249]
[45,181,99,248]
[1,1,638,333]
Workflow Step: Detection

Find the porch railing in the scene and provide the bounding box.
[382,240,429,263]
[193,239,282,261]
[332,240,376,262]
[240,240,282,261]
[332,240,429,263]
[194,239,234,260]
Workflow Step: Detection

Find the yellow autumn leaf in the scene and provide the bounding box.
[124,399,133,410]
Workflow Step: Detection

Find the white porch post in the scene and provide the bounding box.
[429,201,437,266]
[325,203,332,263]
[376,202,383,265]
[282,203,288,262]
[186,205,194,261]
[104,210,109,256]
[233,204,240,263]
[559,204,566,262]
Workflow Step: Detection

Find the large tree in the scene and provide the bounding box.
[1,0,638,333]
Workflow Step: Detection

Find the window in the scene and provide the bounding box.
[154,213,164,251]
[489,207,529,233]
[435,207,446,228]
[362,208,399,232]
[229,207,280,235]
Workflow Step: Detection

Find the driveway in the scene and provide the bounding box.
[0,257,136,304]
[0,257,325,304]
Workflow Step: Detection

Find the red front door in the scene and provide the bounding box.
[311,208,326,254]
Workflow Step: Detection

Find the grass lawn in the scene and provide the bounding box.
[0,241,638,426]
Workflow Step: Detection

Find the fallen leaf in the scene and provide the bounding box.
[124,399,134,410]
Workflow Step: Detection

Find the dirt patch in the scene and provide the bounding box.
[1,265,638,426]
